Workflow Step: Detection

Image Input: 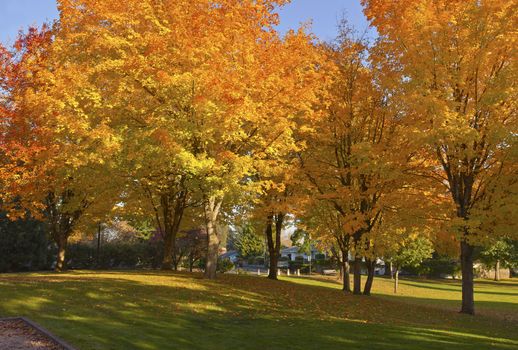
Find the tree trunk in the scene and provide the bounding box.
[363,259,375,295]
[353,256,362,295]
[394,269,399,294]
[161,227,174,270]
[55,234,68,272]
[204,195,222,279]
[46,191,81,273]
[160,192,186,271]
[342,258,351,293]
[389,261,394,279]
[266,214,284,280]
[460,240,475,315]
[495,260,500,281]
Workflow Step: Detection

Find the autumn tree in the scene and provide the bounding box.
[299,27,404,295]
[1,24,121,271]
[299,201,353,292]
[49,0,320,280]
[363,0,518,314]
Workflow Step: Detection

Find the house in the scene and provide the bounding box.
[220,250,239,263]
[280,246,325,262]
[280,246,387,275]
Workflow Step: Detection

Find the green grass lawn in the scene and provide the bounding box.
[0,271,516,350]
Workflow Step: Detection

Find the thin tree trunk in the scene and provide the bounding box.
[363,259,375,295]
[394,269,399,294]
[266,213,284,280]
[265,215,278,280]
[353,256,362,295]
[389,261,394,279]
[160,193,173,270]
[460,240,475,315]
[96,223,102,268]
[495,260,500,281]
[171,195,186,271]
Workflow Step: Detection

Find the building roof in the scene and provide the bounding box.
[281,246,320,255]
[220,250,238,259]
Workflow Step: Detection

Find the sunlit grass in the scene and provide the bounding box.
[0,271,516,350]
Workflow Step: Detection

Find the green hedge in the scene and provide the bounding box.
[0,214,50,272]
[67,242,161,269]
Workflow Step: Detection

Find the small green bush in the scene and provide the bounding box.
[217,258,234,273]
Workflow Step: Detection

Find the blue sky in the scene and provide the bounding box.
[0,0,371,46]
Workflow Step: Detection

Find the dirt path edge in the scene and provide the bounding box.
[0,317,78,350]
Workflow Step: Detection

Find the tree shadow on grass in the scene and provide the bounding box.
[474,279,518,287]
[283,274,518,322]
[0,272,516,350]
[391,278,518,297]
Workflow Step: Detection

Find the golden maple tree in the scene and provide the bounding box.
[363,0,518,314]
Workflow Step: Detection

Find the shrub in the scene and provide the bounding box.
[66,241,160,269]
[0,213,49,272]
[217,258,234,273]
[405,255,460,278]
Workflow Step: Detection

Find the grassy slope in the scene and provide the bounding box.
[0,271,516,350]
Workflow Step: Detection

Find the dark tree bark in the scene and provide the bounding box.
[204,195,222,279]
[161,217,174,270]
[363,259,376,295]
[266,216,277,279]
[266,213,284,280]
[47,191,85,272]
[160,188,187,270]
[460,240,475,314]
[352,226,368,295]
[189,253,194,272]
[438,147,478,315]
[353,256,362,295]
